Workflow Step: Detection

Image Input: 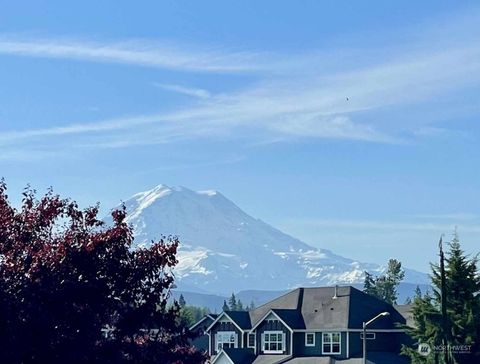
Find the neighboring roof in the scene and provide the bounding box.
[300,287,351,330]
[209,286,406,333]
[252,355,291,364]
[207,311,251,333]
[347,288,406,329]
[249,289,302,325]
[272,309,305,330]
[189,314,218,331]
[225,311,252,330]
[394,304,414,327]
[214,348,255,364]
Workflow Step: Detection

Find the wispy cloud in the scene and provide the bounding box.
[2,11,480,155]
[0,35,264,73]
[154,83,211,99]
[283,218,480,234]
[408,213,480,221]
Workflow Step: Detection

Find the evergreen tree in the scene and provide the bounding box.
[363,259,405,304]
[414,285,422,299]
[363,271,377,297]
[222,300,229,312]
[402,234,480,363]
[383,259,405,304]
[249,300,256,311]
[179,294,186,308]
[228,293,237,311]
[236,299,244,311]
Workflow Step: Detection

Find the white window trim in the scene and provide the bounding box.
[215,331,238,354]
[248,332,256,348]
[360,332,376,340]
[305,332,315,347]
[322,332,341,355]
[262,330,286,354]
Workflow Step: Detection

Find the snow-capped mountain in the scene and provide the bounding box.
[116,184,428,295]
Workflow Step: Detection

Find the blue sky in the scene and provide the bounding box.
[1,1,479,272]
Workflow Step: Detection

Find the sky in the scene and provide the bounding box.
[0,1,479,273]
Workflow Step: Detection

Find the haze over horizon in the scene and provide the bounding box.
[1,1,479,272]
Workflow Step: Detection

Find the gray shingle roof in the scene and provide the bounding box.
[211,286,406,332]
[225,310,252,330]
[271,309,305,329]
[252,355,291,364]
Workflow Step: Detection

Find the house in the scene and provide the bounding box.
[190,313,219,352]
[193,286,410,364]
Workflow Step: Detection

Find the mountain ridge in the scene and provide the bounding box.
[114,184,428,295]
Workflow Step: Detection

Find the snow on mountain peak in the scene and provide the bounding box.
[117,184,428,295]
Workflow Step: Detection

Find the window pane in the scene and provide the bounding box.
[332,333,340,342]
[323,333,331,343]
[278,343,283,350]
[271,343,277,351]
[307,334,314,344]
[333,344,340,353]
[323,344,331,353]
[265,333,269,341]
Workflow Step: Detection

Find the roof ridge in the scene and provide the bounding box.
[297,287,304,311]
[250,288,300,312]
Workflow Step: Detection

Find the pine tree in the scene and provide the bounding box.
[383,259,405,304]
[363,259,405,304]
[363,271,377,297]
[222,300,229,312]
[402,233,480,363]
[249,300,256,310]
[179,294,186,308]
[228,293,237,311]
[236,299,244,311]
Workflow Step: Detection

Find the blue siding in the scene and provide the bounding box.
[292,332,348,359]
[256,319,291,355]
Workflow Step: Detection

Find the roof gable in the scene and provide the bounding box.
[207,311,252,332]
[249,288,301,327]
[212,348,256,364]
[348,288,406,329]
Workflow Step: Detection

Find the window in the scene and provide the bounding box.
[262,331,285,353]
[248,333,256,348]
[216,331,237,353]
[360,332,376,340]
[322,332,341,354]
[305,332,315,347]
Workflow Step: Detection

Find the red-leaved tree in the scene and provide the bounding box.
[0,180,208,364]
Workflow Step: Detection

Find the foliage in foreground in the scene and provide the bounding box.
[0,181,208,364]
